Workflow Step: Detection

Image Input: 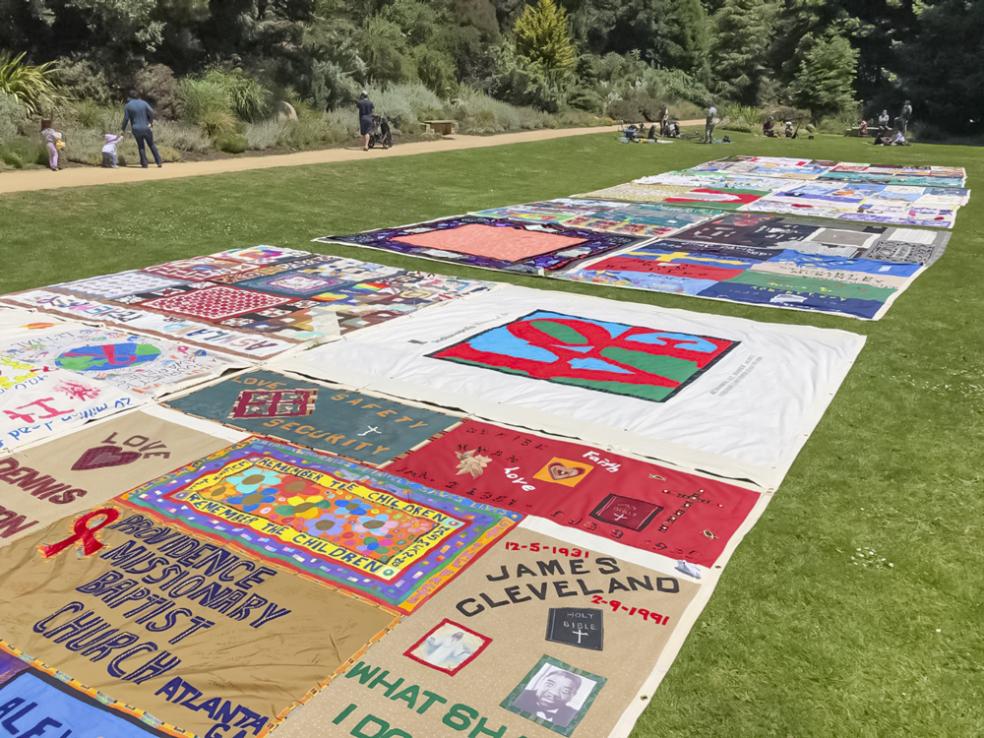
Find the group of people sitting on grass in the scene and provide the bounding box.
[857,100,913,146]
[41,92,163,172]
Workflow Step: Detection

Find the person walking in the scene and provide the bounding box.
[357,91,374,152]
[122,92,162,168]
[704,103,717,144]
[899,99,913,136]
[40,119,63,171]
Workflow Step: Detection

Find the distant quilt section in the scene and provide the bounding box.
[124,437,520,612]
[386,419,759,567]
[279,285,866,490]
[564,236,923,320]
[471,198,717,238]
[668,212,951,264]
[5,249,488,358]
[820,163,966,188]
[633,171,803,193]
[429,309,738,403]
[690,155,836,179]
[0,325,245,396]
[745,181,970,228]
[326,216,639,273]
[582,182,769,210]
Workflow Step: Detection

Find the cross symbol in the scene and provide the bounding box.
[572,628,589,644]
[358,426,381,437]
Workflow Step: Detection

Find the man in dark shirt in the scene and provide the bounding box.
[357,91,374,151]
[122,92,162,168]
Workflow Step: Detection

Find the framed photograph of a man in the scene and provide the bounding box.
[403,619,491,676]
[501,656,606,736]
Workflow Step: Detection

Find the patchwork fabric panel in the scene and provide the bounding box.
[269,529,700,738]
[142,255,262,281]
[430,309,739,403]
[583,183,769,210]
[386,419,759,566]
[472,198,717,238]
[0,511,396,737]
[57,270,186,299]
[0,325,244,396]
[140,285,292,320]
[165,369,458,465]
[328,216,638,273]
[123,437,520,612]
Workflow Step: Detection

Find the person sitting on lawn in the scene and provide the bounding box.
[763,117,776,137]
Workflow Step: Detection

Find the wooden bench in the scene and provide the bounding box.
[425,120,457,136]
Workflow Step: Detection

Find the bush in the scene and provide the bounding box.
[216,132,248,153]
[0,91,29,142]
[245,119,287,150]
[179,76,233,125]
[447,88,550,133]
[55,56,113,105]
[134,65,182,119]
[566,86,604,113]
[360,83,443,130]
[414,47,458,98]
[720,103,761,133]
[0,52,59,115]
[153,119,211,152]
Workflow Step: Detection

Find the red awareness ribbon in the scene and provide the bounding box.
[38,508,121,558]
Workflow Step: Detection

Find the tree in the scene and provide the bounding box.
[901,0,984,134]
[513,0,578,77]
[790,32,858,120]
[711,0,777,104]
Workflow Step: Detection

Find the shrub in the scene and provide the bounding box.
[0,52,59,114]
[216,132,248,153]
[245,119,287,150]
[414,47,458,99]
[720,103,761,133]
[55,56,113,105]
[566,86,604,113]
[0,91,29,142]
[134,65,182,119]
[179,76,233,125]
[447,88,550,133]
[219,70,271,122]
[360,83,443,130]
[153,119,211,152]
[198,109,238,138]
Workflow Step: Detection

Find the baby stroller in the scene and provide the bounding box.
[368,115,393,149]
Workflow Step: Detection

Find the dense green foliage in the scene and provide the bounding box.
[0,0,979,133]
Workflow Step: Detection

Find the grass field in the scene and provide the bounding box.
[0,131,981,737]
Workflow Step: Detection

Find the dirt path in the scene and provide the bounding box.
[0,124,644,196]
[0,122,704,195]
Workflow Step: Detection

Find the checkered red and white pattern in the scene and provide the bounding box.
[141,285,290,320]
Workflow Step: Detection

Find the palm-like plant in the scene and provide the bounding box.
[0,52,59,114]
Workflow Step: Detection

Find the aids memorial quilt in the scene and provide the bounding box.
[563,212,946,319]
[0,649,166,737]
[471,198,717,238]
[278,285,865,490]
[270,527,702,738]
[165,369,458,465]
[690,155,836,179]
[0,510,397,737]
[0,325,245,396]
[324,216,640,274]
[745,181,970,228]
[0,251,488,359]
[582,182,769,210]
[819,163,966,188]
[122,437,520,612]
[632,171,804,193]
[669,212,951,264]
[0,358,140,453]
[384,419,760,568]
[0,410,232,546]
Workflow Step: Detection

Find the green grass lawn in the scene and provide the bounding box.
[1,131,981,737]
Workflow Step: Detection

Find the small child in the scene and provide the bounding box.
[40,119,63,171]
[101,132,124,167]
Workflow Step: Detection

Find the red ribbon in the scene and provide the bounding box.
[39,508,120,558]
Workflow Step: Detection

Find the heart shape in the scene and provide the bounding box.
[548,463,584,481]
[72,445,141,471]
